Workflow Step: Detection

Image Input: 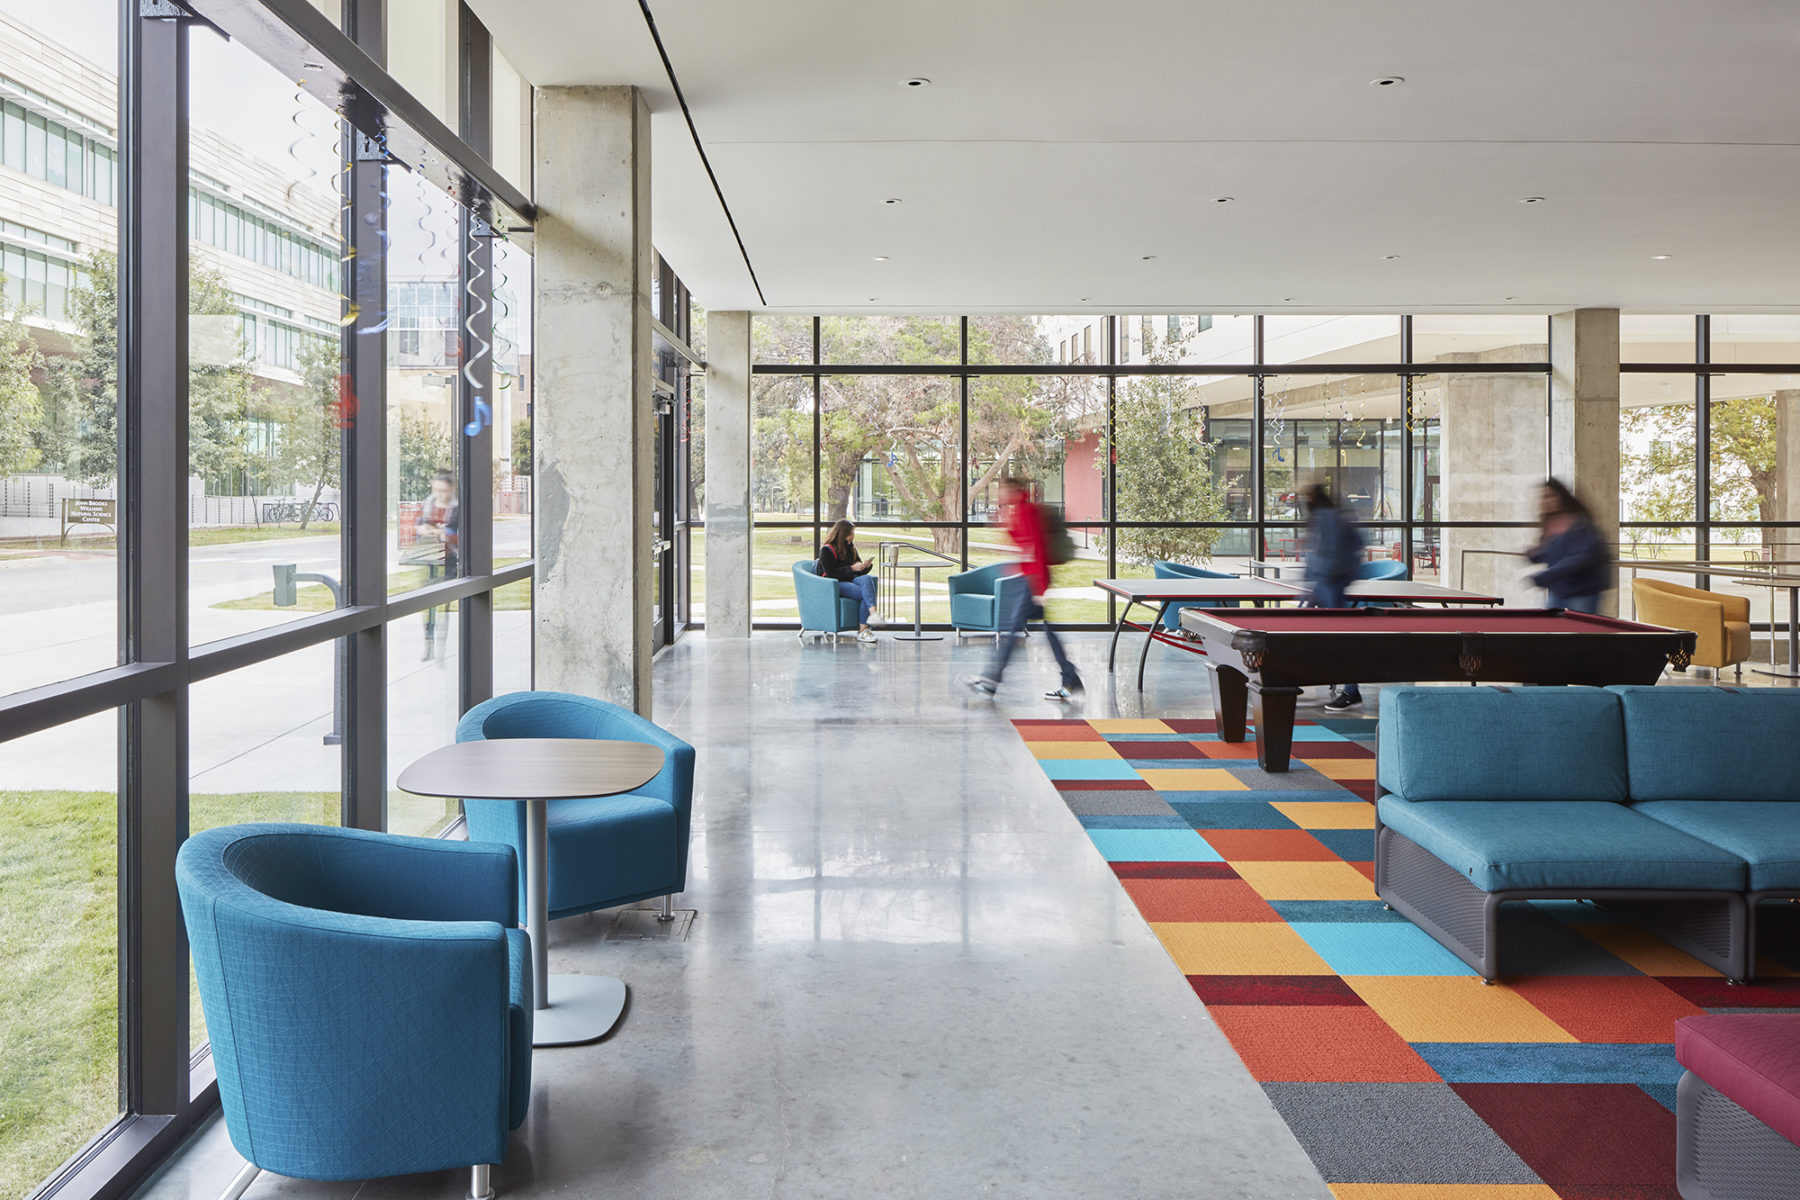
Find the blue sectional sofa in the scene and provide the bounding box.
[1375,685,1800,984]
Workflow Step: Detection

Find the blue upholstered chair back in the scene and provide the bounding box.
[1352,558,1409,608]
[1152,560,1238,629]
[457,691,697,918]
[947,562,1030,630]
[177,823,527,1181]
[793,560,859,633]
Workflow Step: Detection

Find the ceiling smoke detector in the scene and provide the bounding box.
[1370,76,1405,88]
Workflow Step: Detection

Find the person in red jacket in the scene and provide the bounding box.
[967,477,1083,701]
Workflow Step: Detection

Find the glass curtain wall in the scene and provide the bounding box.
[751,315,1553,627]
[0,4,536,1199]
[1622,316,1800,663]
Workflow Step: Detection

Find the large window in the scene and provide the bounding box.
[1621,316,1800,661]
[0,4,536,1199]
[751,316,1552,627]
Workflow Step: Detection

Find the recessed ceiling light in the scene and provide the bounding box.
[867,297,878,302]
[1651,254,1674,261]
[1505,296,1518,301]
[873,256,889,262]
[1370,76,1405,88]
[1283,297,1295,302]
[900,77,931,88]
[1213,196,1234,204]
[1383,254,1402,260]
[884,198,902,205]
[1141,255,1157,261]
[1079,297,1091,302]
[1519,196,1546,204]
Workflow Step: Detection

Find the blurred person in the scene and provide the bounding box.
[416,469,460,660]
[1302,483,1367,712]
[966,477,1083,702]
[817,519,880,643]
[1527,478,1611,613]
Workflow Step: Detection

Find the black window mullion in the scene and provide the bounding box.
[1696,314,1711,587]
[457,5,494,708]
[342,0,387,833]
[959,315,970,570]
[120,0,189,1124]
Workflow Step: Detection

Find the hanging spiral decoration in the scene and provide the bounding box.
[462,234,493,437]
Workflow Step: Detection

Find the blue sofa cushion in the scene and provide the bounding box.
[1377,687,1628,802]
[504,927,532,1129]
[1632,801,1800,891]
[1377,794,1747,892]
[544,793,679,918]
[837,597,861,625]
[1612,686,1800,802]
[951,592,995,628]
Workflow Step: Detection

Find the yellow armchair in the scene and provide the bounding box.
[1631,578,1752,678]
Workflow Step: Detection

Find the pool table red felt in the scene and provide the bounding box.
[1197,610,1652,635]
[1176,606,1697,772]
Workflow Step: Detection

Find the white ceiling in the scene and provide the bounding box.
[469,0,1800,314]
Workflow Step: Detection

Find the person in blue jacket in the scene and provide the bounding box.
[1302,484,1367,712]
[1527,478,1612,613]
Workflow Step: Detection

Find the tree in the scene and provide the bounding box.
[397,407,452,501]
[749,315,1096,553]
[0,277,44,477]
[1623,394,1781,551]
[270,338,343,528]
[1098,327,1229,566]
[40,251,261,487]
[511,418,531,475]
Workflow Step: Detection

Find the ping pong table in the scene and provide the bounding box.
[1095,575,1505,690]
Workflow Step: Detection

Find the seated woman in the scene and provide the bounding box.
[817,520,879,643]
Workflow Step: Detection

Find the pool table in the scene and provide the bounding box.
[1176,607,1699,772]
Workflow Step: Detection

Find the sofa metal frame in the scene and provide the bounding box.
[1676,1070,1800,1200]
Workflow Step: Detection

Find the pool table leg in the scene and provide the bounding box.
[1206,664,1249,744]
[1250,684,1301,773]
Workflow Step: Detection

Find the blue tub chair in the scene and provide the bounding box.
[177,823,529,1200]
[458,691,696,923]
[947,562,1031,639]
[1152,560,1239,631]
[1354,558,1408,605]
[793,560,859,642]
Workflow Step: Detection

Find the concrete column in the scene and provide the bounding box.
[1551,308,1622,614]
[1437,343,1550,604]
[532,86,655,713]
[704,312,753,636]
[1776,390,1800,561]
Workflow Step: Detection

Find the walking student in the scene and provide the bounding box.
[1526,478,1612,613]
[817,519,881,643]
[966,477,1083,701]
[1301,483,1366,712]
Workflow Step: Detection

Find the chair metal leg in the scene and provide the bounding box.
[218,1163,261,1200]
[469,1165,494,1200]
[657,893,676,922]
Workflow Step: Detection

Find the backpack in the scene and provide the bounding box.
[1040,504,1076,567]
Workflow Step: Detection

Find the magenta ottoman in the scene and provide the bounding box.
[1675,1013,1800,1199]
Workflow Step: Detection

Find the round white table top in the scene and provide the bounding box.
[396,738,665,801]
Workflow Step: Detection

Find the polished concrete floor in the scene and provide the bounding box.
[136,630,1334,1200]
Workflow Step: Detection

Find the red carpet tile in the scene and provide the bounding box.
[1451,1083,1677,1195]
[1504,976,1706,1044]
[1109,739,1210,758]
[1108,861,1240,880]
[1200,828,1342,863]
[1121,877,1282,922]
[1211,1005,1441,1082]
[1189,975,1368,1007]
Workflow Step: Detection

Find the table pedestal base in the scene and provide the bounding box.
[893,632,943,641]
[532,973,627,1046]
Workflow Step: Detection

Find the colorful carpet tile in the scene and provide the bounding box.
[1015,715,1800,1200]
